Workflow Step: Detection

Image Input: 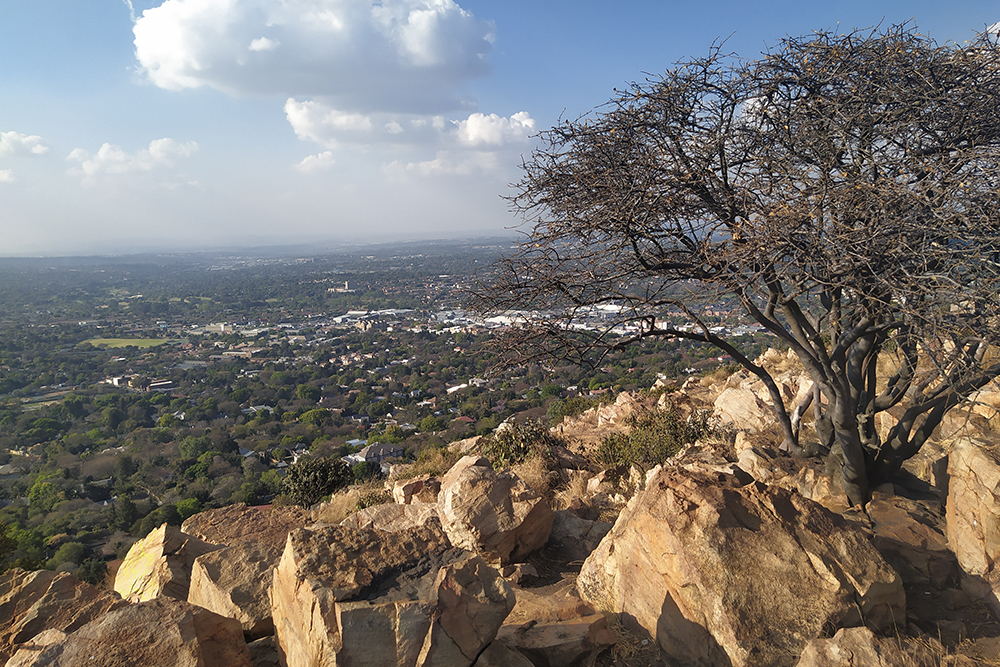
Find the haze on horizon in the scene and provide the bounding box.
[1,0,996,258]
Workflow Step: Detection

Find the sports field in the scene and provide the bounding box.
[80,338,169,349]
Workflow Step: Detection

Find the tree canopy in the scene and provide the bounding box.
[474,25,1000,508]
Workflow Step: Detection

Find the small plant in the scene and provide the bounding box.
[354,489,392,512]
[481,419,564,469]
[594,403,715,471]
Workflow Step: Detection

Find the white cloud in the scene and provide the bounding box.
[0,169,14,183]
[285,99,373,147]
[133,0,495,112]
[295,151,336,172]
[0,131,50,156]
[384,150,498,177]
[456,111,535,146]
[67,138,198,184]
[249,36,279,52]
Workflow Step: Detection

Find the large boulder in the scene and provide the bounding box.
[181,502,312,547]
[546,510,612,563]
[114,523,222,603]
[577,467,905,667]
[5,597,251,667]
[714,387,774,433]
[188,540,281,639]
[270,520,515,667]
[438,455,554,565]
[946,438,1000,617]
[0,569,127,663]
[391,475,441,504]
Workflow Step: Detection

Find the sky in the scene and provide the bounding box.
[1,1,997,256]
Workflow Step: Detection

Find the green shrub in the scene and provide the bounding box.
[546,395,609,424]
[594,404,715,471]
[481,420,564,469]
[282,457,351,507]
[354,489,392,512]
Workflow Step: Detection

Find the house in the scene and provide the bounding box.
[343,442,404,471]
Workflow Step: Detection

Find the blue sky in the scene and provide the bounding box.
[1,1,996,256]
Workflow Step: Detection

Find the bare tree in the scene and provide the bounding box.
[472,25,1000,508]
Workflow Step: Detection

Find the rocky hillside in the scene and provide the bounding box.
[3,356,1000,666]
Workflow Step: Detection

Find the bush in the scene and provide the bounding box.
[354,489,392,512]
[594,404,715,471]
[282,457,351,507]
[481,420,564,469]
[546,395,609,424]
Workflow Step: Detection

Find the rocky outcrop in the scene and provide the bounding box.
[5,597,252,667]
[0,569,127,663]
[546,510,612,563]
[438,455,554,565]
[391,475,441,504]
[339,501,439,533]
[714,387,774,433]
[794,627,945,667]
[946,438,1000,617]
[180,502,312,547]
[270,520,515,667]
[866,495,955,589]
[577,467,905,667]
[188,540,281,639]
[114,523,222,603]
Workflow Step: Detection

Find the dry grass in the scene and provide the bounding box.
[511,455,560,504]
[312,486,366,524]
[390,446,461,481]
[606,617,659,666]
[552,472,591,511]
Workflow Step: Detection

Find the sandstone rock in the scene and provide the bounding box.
[181,502,312,547]
[114,523,222,603]
[5,597,251,667]
[714,387,774,432]
[497,614,615,667]
[472,641,536,667]
[340,501,439,532]
[247,636,281,667]
[577,468,905,667]
[0,569,127,663]
[794,627,942,667]
[188,540,281,639]
[270,522,515,667]
[546,509,612,563]
[596,392,643,427]
[865,496,955,588]
[391,475,441,504]
[946,438,1000,617]
[438,455,554,565]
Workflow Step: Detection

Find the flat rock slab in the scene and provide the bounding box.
[181,502,313,548]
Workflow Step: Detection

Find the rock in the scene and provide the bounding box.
[5,597,251,667]
[577,468,905,667]
[595,392,644,427]
[247,636,281,667]
[497,614,615,667]
[391,475,441,504]
[188,540,281,639]
[498,582,615,667]
[946,438,1000,618]
[340,501,439,532]
[114,523,222,603]
[714,387,774,432]
[794,627,942,667]
[547,510,612,563]
[438,455,554,565]
[181,502,312,548]
[270,521,515,667]
[865,496,955,588]
[472,641,536,667]
[0,569,127,663]
[500,563,538,585]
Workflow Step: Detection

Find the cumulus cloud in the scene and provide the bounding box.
[384,150,499,177]
[456,111,535,146]
[0,131,50,156]
[132,0,495,112]
[285,98,534,154]
[0,169,14,183]
[67,138,198,184]
[295,151,336,172]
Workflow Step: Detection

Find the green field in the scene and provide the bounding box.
[80,338,169,349]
